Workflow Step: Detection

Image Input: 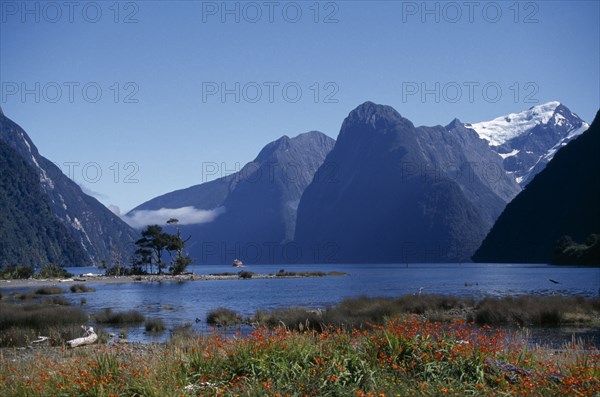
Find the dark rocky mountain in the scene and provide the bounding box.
[294,102,521,263]
[0,107,138,265]
[0,139,88,265]
[128,131,336,264]
[472,110,600,264]
[467,102,589,186]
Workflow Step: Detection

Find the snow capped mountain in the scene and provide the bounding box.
[465,102,589,186]
[468,102,562,146]
[473,110,600,264]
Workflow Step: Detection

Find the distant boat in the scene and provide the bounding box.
[232,259,245,268]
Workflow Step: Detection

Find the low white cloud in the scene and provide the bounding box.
[108,204,121,216]
[124,206,226,229]
[79,183,108,199]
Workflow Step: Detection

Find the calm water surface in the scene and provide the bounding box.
[9,263,600,344]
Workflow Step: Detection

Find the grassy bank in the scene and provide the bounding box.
[0,301,87,346]
[249,295,600,331]
[2,293,598,347]
[1,317,598,396]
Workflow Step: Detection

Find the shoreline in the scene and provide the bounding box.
[0,271,349,290]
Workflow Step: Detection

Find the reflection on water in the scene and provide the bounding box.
[8,263,600,344]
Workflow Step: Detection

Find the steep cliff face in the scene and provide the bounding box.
[0,110,138,265]
[0,139,88,265]
[295,102,514,263]
[473,110,600,264]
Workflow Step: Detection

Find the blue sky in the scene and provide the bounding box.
[1,0,599,213]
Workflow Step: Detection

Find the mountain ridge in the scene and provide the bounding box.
[0,139,88,265]
[128,130,336,264]
[294,101,518,263]
[0,111,138,265]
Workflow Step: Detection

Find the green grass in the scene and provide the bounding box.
[0,301,87,346]
[1,316,598,396]
[251,295,600,331]
[145,318,166,332]
[252,295,475,331]
[94,308,145,324]
[43,296,70,305]
[206,307,243,326]
[470,295,600,326]
[34,287,65,295]
[70,284,95,293]
[36,264,72,279]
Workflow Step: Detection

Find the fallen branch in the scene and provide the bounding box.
[66,325,98,348]
[32,336,49,344]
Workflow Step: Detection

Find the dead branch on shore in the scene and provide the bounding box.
[66,325,97,348]
[31,336,50,344]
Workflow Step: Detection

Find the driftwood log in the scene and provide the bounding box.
[32,336,50,344]
[66,325,98,348]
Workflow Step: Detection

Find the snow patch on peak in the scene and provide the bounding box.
[532,101,560,110]
[498,149,519,159]
[468,101,561,146]
[551,112,566,126]
[566,122,589,140]
[541,122,589,162]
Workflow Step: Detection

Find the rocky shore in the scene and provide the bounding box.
[0,271,348,290]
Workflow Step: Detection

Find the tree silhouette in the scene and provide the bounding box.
[134,222,192,275]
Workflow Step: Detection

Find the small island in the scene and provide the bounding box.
[0,268,349,290]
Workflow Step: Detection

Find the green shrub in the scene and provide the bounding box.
[37,264,72,279]
[206,307,242,326]
[44,296,70,305]
[252,307,322,331]
[171,322,195,338]
[238,271,254,279]
[471,296,571,326]
[104,265,146,276]
[253,295,474,331]
[70,284,95,293]
[95,309,145,324]
[170,256,192,275]
[0,264,35,279]
[145,318,166,332]
[0,301,87,347]
[34,287,65,295]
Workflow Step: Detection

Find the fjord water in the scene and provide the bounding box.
[51,263,600,343]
